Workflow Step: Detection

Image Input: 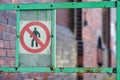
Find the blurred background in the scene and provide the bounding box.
[0,0,116,80]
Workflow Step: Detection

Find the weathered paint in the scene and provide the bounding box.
[15,10,20,67]
[116,1,120,80]
[0,1,116,10]
[0,67,114,73]
[19,10,52,67]
[0,2,119,80]
[51,9,56,67]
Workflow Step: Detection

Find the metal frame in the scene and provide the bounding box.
[0,1,119,80]
[15,10,20,68]
[51,9,56,67]
[116,1,120,80]
[0,1,116,10]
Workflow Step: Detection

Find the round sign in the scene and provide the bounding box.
[20,22,50,53]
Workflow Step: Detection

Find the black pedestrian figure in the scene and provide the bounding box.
[30,27,40,47]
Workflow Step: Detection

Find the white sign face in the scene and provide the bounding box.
[19,21,51,54]
[19,10,53,67]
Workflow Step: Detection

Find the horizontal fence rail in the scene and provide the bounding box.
[0,67,115,73]
[0,1,117,10]
[0,1,119,80]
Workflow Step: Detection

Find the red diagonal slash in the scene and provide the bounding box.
[20,22,50,53]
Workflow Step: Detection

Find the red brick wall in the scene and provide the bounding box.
[0,0,116,80]
[82,1,116,80]
[0,0,77,80]
[0,0,17,78]
[54,0,69,27]
[0,10,16,67]
[82,8,103,80]
[82,8,103,67]
[0,0,49,79]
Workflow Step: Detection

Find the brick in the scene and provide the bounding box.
[42,73,49,80]
[1,11,7,18]
[6,50,15,57]
[9,26,16,34]
[2,73,15,80]
[0,15,7,24]
[0,59,4,66]
[27,73,34,78]
[0,40,4,48]
[14,73,25,80]
[0,49,6,56]
[4,57,14,67]
[0,31,3,40]
[8,18,16,26]
[4,41,10,49]
[0,24,5,31]
[6,11,16,20]
[11,34,16,41]
[9,41,16,49]
[3,32,11,41]
[8,58,15,67]
[5,25,10,32]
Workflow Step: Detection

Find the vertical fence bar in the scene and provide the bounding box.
[51,9,56,67]
[116,1,120,80]
[15,10,20,67]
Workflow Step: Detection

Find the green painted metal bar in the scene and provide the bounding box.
[0,1,118,75]
[0,67,114,73]
[15,10,20,67]
[0,67,16,72]
[0,1,116,10]
[51,9,56,67]
[116,1,120,80]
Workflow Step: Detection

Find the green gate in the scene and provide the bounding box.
[0,1,119,80]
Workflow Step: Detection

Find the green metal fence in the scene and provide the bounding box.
[0,1,119,80]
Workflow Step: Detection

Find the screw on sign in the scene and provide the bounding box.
[20,22,50,53]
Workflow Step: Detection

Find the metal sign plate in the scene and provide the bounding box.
[19,10,52,67]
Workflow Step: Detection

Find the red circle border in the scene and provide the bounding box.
[20,22,50,53]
